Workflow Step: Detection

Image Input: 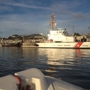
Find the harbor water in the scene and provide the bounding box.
[0,47,90,89]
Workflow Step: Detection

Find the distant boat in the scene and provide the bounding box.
[0,68,84,90]
[1,39,22,47]
[1,42,21,47]
[22,14,90,49]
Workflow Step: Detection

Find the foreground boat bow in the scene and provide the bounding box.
[0,68,84,90]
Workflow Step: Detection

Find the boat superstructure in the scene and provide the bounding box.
[47,28,74,43]
[47,14,74,43]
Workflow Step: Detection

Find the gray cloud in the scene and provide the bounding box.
[0,14,49,37]
[0,0,51,11]
[50,1,82,14]
[0,5,13,12]
[70,12,90,20]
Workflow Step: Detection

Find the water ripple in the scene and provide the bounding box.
[0,47,90,89]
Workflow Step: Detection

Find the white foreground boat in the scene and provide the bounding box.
[0,68,84,90]
[22,14,90,49]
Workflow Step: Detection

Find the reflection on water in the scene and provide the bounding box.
[0,47,90,89]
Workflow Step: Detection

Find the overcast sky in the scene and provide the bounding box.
[0,0,90,37]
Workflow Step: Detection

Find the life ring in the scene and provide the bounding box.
[14,75,31,90]
[14,75,22,90]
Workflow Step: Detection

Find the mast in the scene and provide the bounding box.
[50,14,56,30]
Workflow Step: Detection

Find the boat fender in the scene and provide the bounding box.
[14,75,22,90]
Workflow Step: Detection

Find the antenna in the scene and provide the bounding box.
[73,25,74,35]
[88,27,90,34]
[72,22,74,35]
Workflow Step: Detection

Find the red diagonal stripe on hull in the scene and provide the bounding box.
[75,42,83,48]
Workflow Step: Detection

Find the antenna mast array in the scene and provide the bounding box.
[50,14,57,30]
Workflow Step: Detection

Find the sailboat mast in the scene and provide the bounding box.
[50,14,56,30]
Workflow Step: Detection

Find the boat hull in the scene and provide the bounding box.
[22,42,90,49]
[37,42,90,49]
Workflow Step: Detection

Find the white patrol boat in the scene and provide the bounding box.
[36,14,90,49]
[0,68,84,90]
[22,14,90,49]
